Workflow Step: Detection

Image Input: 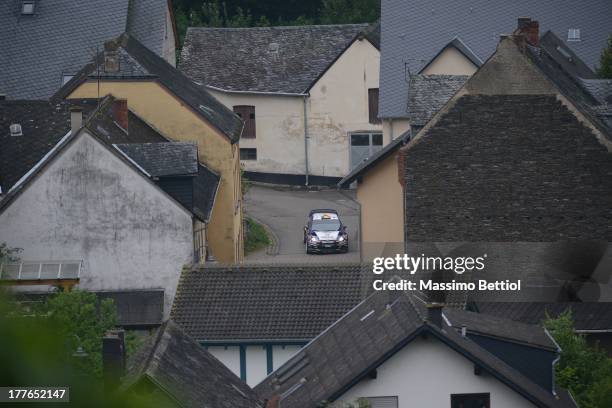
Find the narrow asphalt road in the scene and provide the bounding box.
[244,185,360,263]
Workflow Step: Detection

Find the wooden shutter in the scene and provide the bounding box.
[234,105,256,138]
[368,88,380,124]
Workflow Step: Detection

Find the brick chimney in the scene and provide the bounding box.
[426,303,444,328]
[515,17,540,47]
[103,40,120,73]
[102,330,126,391]
[69,106,83,134]
[112,99,129,131]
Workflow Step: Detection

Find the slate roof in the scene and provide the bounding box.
[115,142,199,177]
[0,100,71,193]
[122,320,262,408]
[380,0,612,118]
[407,74,469,126]
[171,264,367,341]
[255,290,575,408]
[179,24,374,94]
[0,95,219,222]
[475,302,612,332]
[0,0,172,99]
[338,130,410,187]
[56,33,243,143]
[525,32,612,141]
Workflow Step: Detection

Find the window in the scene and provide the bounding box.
[363,396,398,408]
[21,1,35,14]
[234,105,256,138]
[240,148,257,161]
[9,124,23,137]
[451,393,490,408]
[350,132,383,169]
[368,88,380,124]
[568,28,581,42]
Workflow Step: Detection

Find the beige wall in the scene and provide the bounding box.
[382,118,411,145]
[308,38,381,177]
[356,152,404,259]
[162,5,177,66]
[68,81,243,263]
[209,38,381,178]
[421,46,479,75]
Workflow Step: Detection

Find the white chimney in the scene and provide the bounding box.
[70,107,83,134]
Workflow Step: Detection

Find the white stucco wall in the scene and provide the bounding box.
[208,38,381,178]
[336,336,537,407]
[246,346,268,386]
[0,132,193,315]
[307,38,381,177]
[204,344,303,386]
[207,346,242,375]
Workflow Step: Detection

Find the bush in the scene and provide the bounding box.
[244,217,271,253]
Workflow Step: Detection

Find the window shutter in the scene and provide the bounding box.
[368,88,380,124]
[234,105,256,138]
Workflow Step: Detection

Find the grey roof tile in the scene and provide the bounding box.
[179,24,372,94]
[475,302,612,331]
[0,0,169,99]
[171,264,367,341]
[115,142,198,177]
[380,0,612,118]
[122,320,262,408]
[255,290,574,408]
[407,74,469,126]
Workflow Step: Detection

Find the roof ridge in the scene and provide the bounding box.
[187,23,370,31]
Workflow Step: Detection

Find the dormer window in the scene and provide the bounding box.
[568,28,581,42]
[21,1,35,15]
[10,124,23,137]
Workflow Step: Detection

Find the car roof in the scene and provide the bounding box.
[309,208,338,216]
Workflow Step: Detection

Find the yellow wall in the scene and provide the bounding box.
[421,47,479,75]
[356,152,404,259]
[68,80,243,263]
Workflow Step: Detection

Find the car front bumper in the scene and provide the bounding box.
[307,240,348,253]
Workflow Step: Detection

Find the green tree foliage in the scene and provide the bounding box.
[596,35,612,78]
[319,0,380,25]
[545,309,612,408]
[47,290,118,378]
[173,0,380,50]
[0,291,152,407]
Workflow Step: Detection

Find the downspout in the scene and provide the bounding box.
[544,327,562,397]
[303,95,310,186]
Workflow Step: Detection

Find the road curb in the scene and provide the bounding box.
[246,213,279,256]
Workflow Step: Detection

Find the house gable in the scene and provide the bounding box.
[0,129,194,313]
[419,39,481,75]
[337,335,537,408]
[400,36,612,241]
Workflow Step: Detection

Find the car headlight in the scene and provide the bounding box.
[310,235,318,242]
[337,236,345,242]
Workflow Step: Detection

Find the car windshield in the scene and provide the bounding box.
[312,219,340,231]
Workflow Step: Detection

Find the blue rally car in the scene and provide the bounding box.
[303,209,348,254]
